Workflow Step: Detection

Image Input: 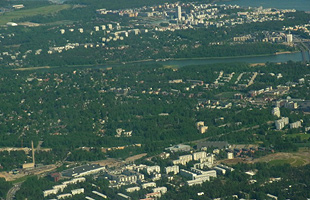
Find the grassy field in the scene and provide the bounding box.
[0,4,71,25]
[222,148,310,167]
[286,133,310,140]
[163,65,179,69]
[215,92,237,99]
[46,20,75,26]
[14,66,52,71]
[268,158,306,167]
[256,148,310,167]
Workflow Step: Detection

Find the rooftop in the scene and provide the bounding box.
[197,141,229,150]
[62,164,104,177]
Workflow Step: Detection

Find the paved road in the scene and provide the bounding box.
[6,182,23,200]
[36,141,44,151]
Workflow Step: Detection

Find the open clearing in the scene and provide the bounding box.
[253,148,310,166]
[222,148,310,167]
[285,133,310,140]
[14,66,51,71]
[0,164,57,182]
[0,152,147,182]
[91,153,147,167]
[0,4,71,25]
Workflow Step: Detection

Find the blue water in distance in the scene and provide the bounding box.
[221,0,310,11]
[156,52,303,67]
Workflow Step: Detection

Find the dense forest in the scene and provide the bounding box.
[1,0,310,199]
[0,61,310,173]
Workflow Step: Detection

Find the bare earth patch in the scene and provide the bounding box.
[221,148,310,167]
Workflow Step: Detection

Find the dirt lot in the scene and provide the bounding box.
[1,153,148,182]
[125,153,147,163]
[0,172,26,182]
[221,148,310,167]
[0,164,57,181]
[91,158,121,167]
[253,148,310,166]
[91,153,147,168]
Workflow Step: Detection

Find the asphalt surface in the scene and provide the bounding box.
[6,182,23,200]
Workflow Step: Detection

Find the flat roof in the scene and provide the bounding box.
[62,164,104,177]
[197,141,229,149]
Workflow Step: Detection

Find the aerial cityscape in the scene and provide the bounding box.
[0,0,310,199]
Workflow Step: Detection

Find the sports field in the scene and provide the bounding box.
[221,148,310,167]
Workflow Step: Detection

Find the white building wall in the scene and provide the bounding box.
[153,187,167,194]
[71,188,84,195]
[57,193,72,199]
[165,165,179,174]
[126,186,140,193]
[193,151,207,160]
[142,182,156,189]
[146,165,160,174]
[43,189,59,197]
[180,169,196,180]
[272,107,280,118]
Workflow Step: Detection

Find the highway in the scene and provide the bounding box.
[294,36,310,62]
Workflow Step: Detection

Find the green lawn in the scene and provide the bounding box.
[0,4,71,25]
[163,65,179,69]
[46,20,75,26]
[286,133,310,140]
[268,159,292,166]
[215,92,237,99]
[10,175,35,184]
[268,158,305,167]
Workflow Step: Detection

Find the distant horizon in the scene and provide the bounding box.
[222,0,310,11]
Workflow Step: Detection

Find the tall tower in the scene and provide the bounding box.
[286,33,293,43]
[177,6,182,21]
[23,141,35,169]
[272,107,281,118]
[31,141,35,166]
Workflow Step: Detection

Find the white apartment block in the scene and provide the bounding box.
[126,186,140,193]
[227,152,234,159]
[142,182,156,189]
[57,193,72,199]
[180,169,197,179]
[43,189,58,197]
[196,121,204,129]
[214,166,226,175]
[71,188,84,195]
[275,117,289,130]
[199,126,208,134]
[145,165,161,174]
[193,161,213,169]
[53,184,67,192]
[165,165,179,174]
[200,154,214,164]
[290,121,302,129]
[63,177,86,185]
[182,169,217,186]
[173,154,193,165]
[153,187,167,194]
[272,107,281,118]
[192,151,207,160]
[180,154,192,162]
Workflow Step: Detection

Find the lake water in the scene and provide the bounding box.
[155,52,303,67]
[158,0,309,67]
[221,0,310,11]
[30,0,307,69]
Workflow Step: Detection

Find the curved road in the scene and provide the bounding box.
[6,182,23,200]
